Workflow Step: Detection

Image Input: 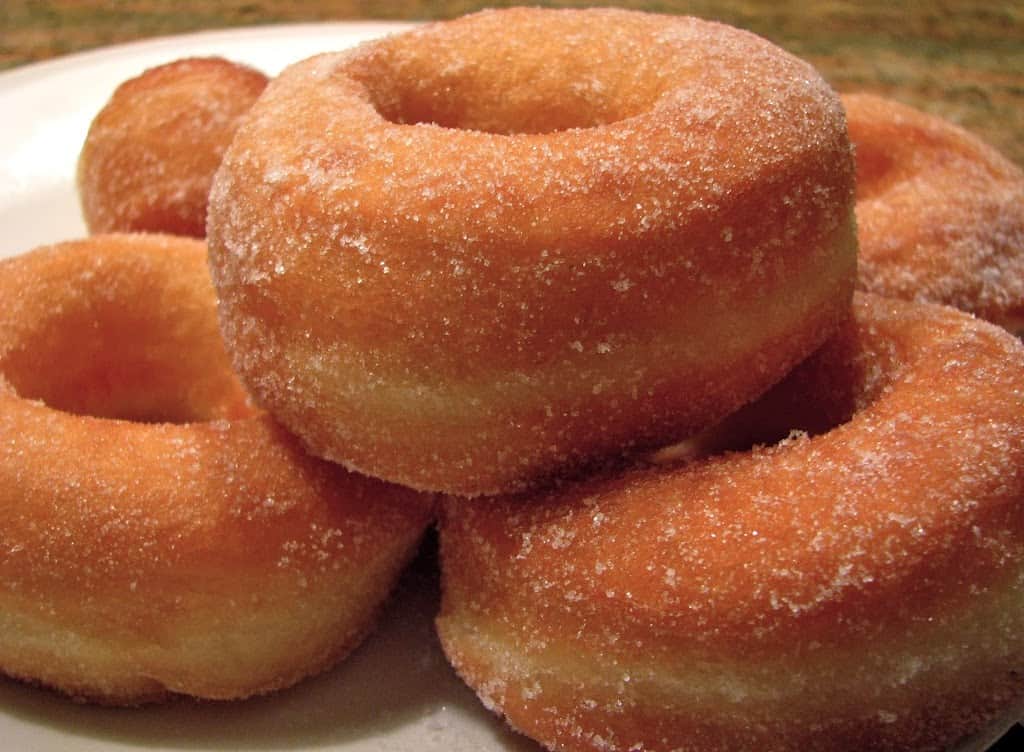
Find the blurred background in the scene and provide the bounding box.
[1,0,1021,165]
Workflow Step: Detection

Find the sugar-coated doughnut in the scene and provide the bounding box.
[207,8,857,497]
[437,293,1024,752]
[0,234,435,705]
[78,57,268,238]
[844,93,1024,333]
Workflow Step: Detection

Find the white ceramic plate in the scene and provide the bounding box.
[0,22,420,255]
[0,23,1019,752]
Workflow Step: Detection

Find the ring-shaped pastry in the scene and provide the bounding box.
[0,234,435,704]
[438,293,1024,751]
[208,7,857,496]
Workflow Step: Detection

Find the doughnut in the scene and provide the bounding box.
[0,234,435,705]
[437,293,1024,752]
[844,93,1024,333]
[207,7,857,496]
[78,57,268,238]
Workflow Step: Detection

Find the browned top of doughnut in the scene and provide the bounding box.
[441,294,1024,660]
[845,93,1024,325]
[78,57,268,237]
[207,8,856,495]
[209,8,853,379]
[0,236,435,679]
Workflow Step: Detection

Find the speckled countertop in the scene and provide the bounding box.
[1,1,1021,165]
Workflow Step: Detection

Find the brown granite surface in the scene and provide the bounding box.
[1,1,1021,164]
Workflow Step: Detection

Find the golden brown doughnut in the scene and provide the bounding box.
[78,57,268,237]
[844,93,1024,333]
[0,234,435,705]
[437,293,1024,752]
[207,8,857,496]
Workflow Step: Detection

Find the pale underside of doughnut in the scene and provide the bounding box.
[437,294,1024,751]
[844,92,1024,332]
[0,235,435,704]
[208,8,857,495]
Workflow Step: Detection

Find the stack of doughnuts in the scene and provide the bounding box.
[2,6,1021,751]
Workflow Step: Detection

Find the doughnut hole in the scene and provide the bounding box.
[657,288,1019,470]
[847,94,1019,203]
[847,115,951,203]
[851,142,896,202]
[649,313,873,464]
[346,10,684,134]
[0,235,252,424]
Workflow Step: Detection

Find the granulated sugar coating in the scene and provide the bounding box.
[844,93,1024,335]
[206,7,857,496]
[78,57,268,238]
[0,235,435,705]
[438,294,1024,752]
